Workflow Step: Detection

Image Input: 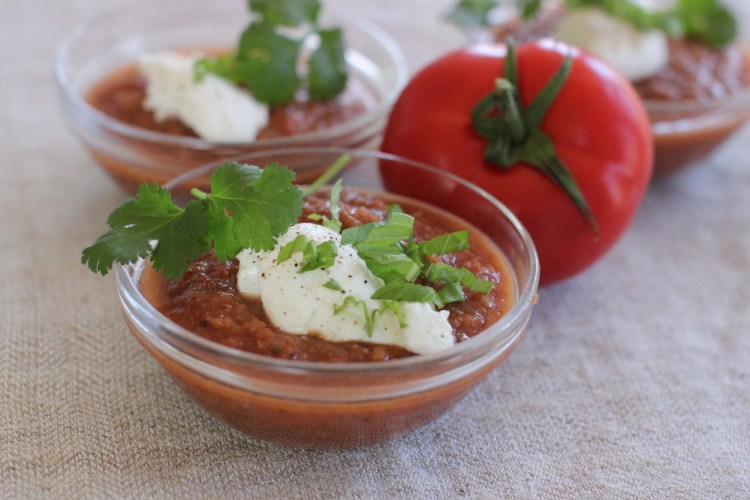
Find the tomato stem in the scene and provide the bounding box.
[471,40,598,235]
[496,79,525,143]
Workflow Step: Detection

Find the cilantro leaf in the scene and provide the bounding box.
[248,0,321,27]
[675,0,737,47]
[204,162,302,252]
[203,162,263,261]
[149,201,210,278]
[81,183,210,279]
[82,161,303,279]
[564,0,736,46]
[235,22,301,105]
[196,1,348,104]
[445,0,499,28]
[309,28,348,101]
[81,227,153,276]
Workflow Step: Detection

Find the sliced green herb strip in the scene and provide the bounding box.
[328,179,343,227]
[277,234,309,264]
[424,263,494,293]
[302,154,351,198]
[300,239,338,272]
[334,296,375,336]
[377,300,407,328]
[438,282,466,305]
[277,234,338,272]
[358,251,421,283]
[305,177,343,233]
[417,230,471,257]
[371,279,442,306]
[323,278,342,291]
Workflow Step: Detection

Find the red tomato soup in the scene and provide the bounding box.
[140,188,515,363]
[87,64,371,141]
[82,62,377,190]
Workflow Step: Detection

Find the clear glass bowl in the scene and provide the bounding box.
[55,0,408,192]
[115,148,539,448]
[646,88,750,175]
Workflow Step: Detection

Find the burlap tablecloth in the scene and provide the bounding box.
[2,0,748,497]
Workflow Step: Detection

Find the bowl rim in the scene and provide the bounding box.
[115,146,540,376]
[54,0,409,150]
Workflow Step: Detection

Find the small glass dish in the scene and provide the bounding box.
[114,148,539,448]
[55,0,408,192]
[646,89,750,175]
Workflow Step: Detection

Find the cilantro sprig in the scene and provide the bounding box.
[81,162,302,279]
[194,0,348,105]
[447,0,737,47]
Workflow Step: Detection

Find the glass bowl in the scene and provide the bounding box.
[55,0,408,192]
[645,88,750,175]
[114,148,539,448]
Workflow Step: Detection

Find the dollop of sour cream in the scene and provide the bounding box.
[236,223,455,355]
[137,51,269,142]
[553,3,669,82]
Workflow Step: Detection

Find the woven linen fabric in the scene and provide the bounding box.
[2,0,748,497]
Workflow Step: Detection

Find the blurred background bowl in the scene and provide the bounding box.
[55,0,408,192]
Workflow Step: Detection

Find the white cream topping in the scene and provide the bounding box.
[236,223,455,355]
[553,4,669,82]
[137,51,269,142]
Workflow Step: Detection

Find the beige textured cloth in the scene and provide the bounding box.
[2,0,749,497]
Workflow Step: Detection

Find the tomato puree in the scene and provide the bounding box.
[140,189,513,362]
[86,64,369,141]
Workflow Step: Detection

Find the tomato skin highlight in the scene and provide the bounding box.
[380,40,653,285]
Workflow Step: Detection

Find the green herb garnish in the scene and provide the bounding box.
[82,153,494,340]
[323,278,342,291]
[81,162,302,279]
[277,234,338,272]
[446,0,501,28]
[195,0,348,104]
[340,207,494,308]
[447,0,737,47]
[306,178,343,232]
[333,297,406,337]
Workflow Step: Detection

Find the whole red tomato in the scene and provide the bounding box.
[381,40,652,285]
